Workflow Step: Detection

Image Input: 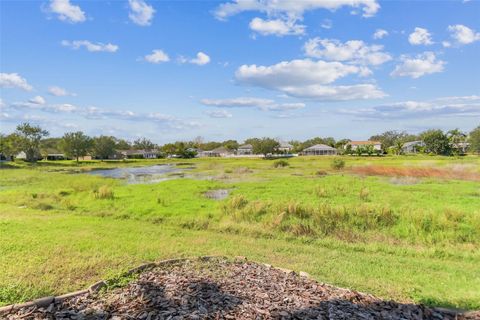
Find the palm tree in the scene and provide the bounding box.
[393,141,404,155]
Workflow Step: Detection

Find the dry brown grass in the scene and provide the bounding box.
[351,165,480,181]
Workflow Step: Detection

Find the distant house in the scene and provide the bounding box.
[200,146,234,157]
[301,144,337,156]
[453,142,470,154]
[46,153,66,160]
[237,144,253,155]
[16,151,27,160]
[346,141,382,151]
[402,141,425,154]
[121,149,159,159]
[277,142,293,154]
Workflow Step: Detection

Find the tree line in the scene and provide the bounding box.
[1,122,479,162]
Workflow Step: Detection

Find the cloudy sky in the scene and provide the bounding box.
[1,0,479,143]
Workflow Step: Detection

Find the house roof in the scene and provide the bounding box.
[278,142,293,148]
[209,146,233,153]
[403,140,424,147]
[303,144,336,151]
[349,141,381,145]
[121,149,157,155]
[238,144,253,149]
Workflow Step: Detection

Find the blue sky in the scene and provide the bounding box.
[1,0,479,143]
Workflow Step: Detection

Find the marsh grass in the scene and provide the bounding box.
[93,185,114,199]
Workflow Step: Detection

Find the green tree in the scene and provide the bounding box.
[370,131,417,153]
[0,133,21,159]
[15,123,49,162]
[447,128,467,155]
[420,129,451,155]
[222,140,239,151]
[393,141,405,155]
[468,126,480,154]
[365,144,375,156]
[133,137,156,150]
[249,138,280,157]
[115,139,131,150]
[93,136,117,160]
[60,131,93,163]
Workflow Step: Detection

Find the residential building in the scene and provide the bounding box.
[402,141,425,154]
[237,144,253,155]
[346,141,382,151]
[301,144,338,156]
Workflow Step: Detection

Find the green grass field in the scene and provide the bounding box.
[0,156,479,309]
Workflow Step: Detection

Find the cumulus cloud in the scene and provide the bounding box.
[249,17,305,36]
[320,19,332,29]
[204,109,233,118]
[201,97,306,111]
[0,73,33,91]
[215,0,379,37]
[128,0,155,26]
[408,27,433,45]
[391,52,445,79]
[447,24,480,45]
[144,49,170,63]
[61,40,119,52]
[214,0,380,20]
[189,52,211,65]
[48,0,86,23]
[303,38,391,66]
[373,29,388,39]
[48,86,75,96]
[338,95,480,119]
[234,59,385,100]
[28,96,46,105]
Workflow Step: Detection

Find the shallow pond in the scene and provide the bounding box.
[86,164,186,184]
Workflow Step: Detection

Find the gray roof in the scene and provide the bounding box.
[238,144,253,149]
[402,141,424,148]
[303,144,336,151]
[279,142,293,148]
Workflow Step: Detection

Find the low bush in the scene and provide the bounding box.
[93,185,114,199]
[273,160,289,168]
[331,158,346,170]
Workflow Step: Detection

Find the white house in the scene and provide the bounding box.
[277,142,293,153]
[237,144,253,155]
[402,141,425,154]
[301,144,337,156]
[346,141,382,151]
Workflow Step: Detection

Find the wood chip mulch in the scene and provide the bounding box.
[5,258,479,319]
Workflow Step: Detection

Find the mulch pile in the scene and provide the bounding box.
[4,257,479,319]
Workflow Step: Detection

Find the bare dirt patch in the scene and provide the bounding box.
[351,165,480,181]
[4,258,477,319]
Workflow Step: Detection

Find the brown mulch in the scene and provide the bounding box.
[5,258,479,319]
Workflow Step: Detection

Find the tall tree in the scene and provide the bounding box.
[249,137,279,157]
[447,128,467,155]
[0,133,21,159]
[370,130,416,153]
[133,137,156,150]
[93,136,117,160]
[60,131,93,163]
[15,123,49,162]
[115,138,131,150]
[468,126,480,154]
[420,129,451,155]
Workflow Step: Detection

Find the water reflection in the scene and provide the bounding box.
[86,165,185,184]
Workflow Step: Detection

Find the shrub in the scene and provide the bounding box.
[359,187,370,201]
[315,170,328,176]
[273,160,289,168]
[93,185,114,199]
[331,158,346,170]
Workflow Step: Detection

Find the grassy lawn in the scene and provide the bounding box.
[0,156,479,309]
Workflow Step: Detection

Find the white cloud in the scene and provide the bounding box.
[249,17,305,36]
[48,0,86,23]
[447,24,480,45]
[408,27,433,45]
[144,49,170,63]
[190,52,211,65]
[28,96,46,105]
[391,52,445,79]
[0,73,33,91]
[201,97,306,111]
[442,41,451,48]
[338,95,480,119]
[48,86,75,96]
[304,38,391,66]
[214,0,380,20]
[51,103,78,112]
[204,109,233,118]
[373,29,388,39]
[320,19,332,29]
[235,59,385,100]
[61,40,119,52]
[128,0,155,26]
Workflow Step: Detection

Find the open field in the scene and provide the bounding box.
[0,156,479,309]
